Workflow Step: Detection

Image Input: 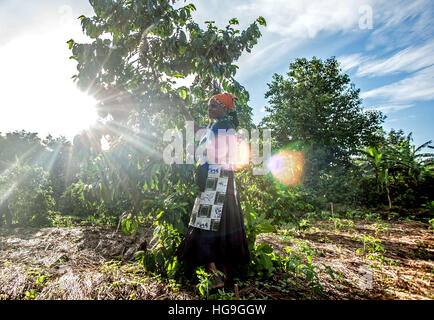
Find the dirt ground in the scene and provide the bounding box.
[0,220,433,300]
[258,220,434,300]
[0,226,193,300]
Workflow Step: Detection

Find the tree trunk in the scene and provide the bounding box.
[386,183,392,209]
[375,170,380,193]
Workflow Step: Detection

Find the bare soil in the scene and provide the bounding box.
[257,220,434,300]
[0,226,193,300]
[0,220,432,300]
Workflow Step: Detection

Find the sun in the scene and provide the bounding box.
[0,29,99,140]
[62,90,99,134]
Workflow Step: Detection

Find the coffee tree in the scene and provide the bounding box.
[68,0,266,130]
[67,0,267,278]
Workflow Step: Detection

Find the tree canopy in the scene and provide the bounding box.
[260,57,385,191]
[69,0,266,131]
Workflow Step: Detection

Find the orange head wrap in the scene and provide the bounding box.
[209,93,236,111]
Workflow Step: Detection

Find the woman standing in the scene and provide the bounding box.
[175,93,250,289]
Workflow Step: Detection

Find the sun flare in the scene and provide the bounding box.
[0,29,98,140]
[63,91,99,133]
[267,150,305,186]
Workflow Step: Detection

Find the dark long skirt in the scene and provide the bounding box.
[175,174,250,267]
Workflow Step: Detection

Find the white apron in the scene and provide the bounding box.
[188,120,238,232]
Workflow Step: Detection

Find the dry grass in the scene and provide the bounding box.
[0,220,432,300]
[0,226,193,300]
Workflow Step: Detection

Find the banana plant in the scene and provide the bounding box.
[379,168,392,209]
[359,146,383,192]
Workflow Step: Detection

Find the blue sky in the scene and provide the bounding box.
[0,0,433,148]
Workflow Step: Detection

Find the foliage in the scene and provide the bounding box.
[359,130,433,209]
[249,242,280,278]
[58,180,98,218]
[195,267,212,298]
[0,164,55,227]
[195,268,226,299]
[373,221,390,235]
[298,218,312,231]
[0,131,45,171]
[0,132,78,213]
[139,223,185,279]
[260,57,385,198]
[329,217,355,233]
[281,244,324,294]
[353,234,388,264]
[49,215,81,228]
[23,266,52,300]
[69,0,266,131]
[236,167,321,223]
[0,0,432,300]
[428,218,434,232]
[243,202,276,252]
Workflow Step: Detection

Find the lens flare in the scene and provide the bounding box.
[206,134,251,171]
[267,150,304,185]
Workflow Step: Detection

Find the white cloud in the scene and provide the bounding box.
[338,53,368,72]
[188,0,432,84]
[234,0,372,38]
[364,104,414,114]
[361,65,434,102]
[235,38,302,81]
[367,0,433,51]
[0,0,93,46]
[356,40,434,77]
[188,0,376,81]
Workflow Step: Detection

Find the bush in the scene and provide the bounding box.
[0,164,55,227]
[236,167,325,224]
[58,181,98,218]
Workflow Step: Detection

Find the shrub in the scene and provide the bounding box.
[429,218,434,232]
[58,181,98,218]
[0,164,55,227]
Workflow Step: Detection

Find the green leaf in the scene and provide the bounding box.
[323,265,336,280]
[179,45,187,55]
[66,39,74,50]
[257,242,273,254]
[180,9,187,22]
[229,18,239,25]
[185,3,196,11]
[256,16,267,26]
[135,251,145,260]
[258,221,275,233]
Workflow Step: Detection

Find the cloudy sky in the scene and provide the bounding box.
[0,0,433,147]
